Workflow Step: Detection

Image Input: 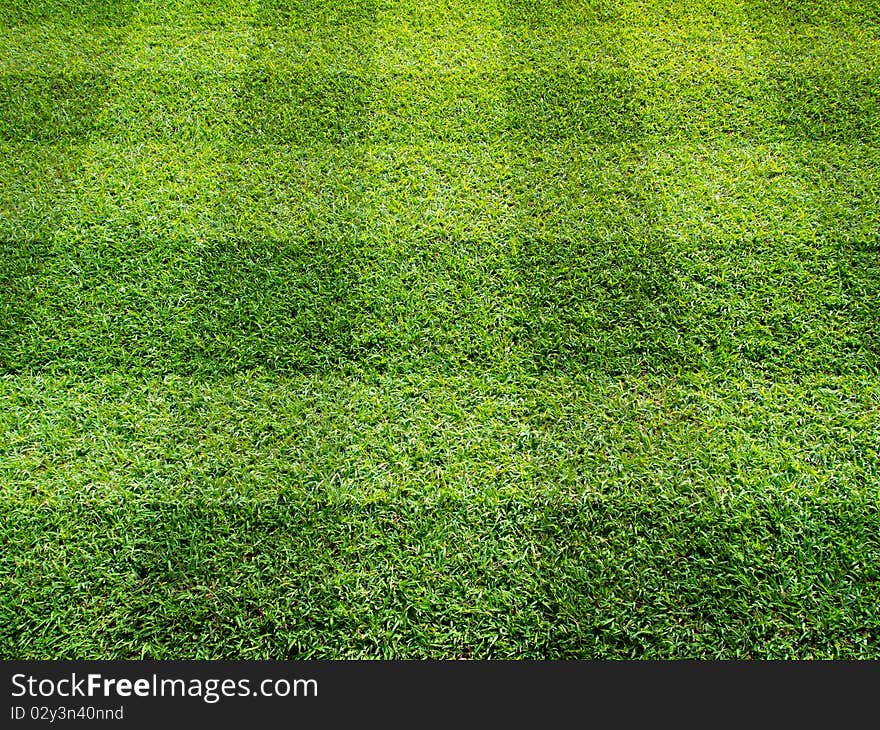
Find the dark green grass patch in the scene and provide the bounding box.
[504,0,620,26]
[0,238,197,374]
[0,0,137,26]
[0,0,259,28]
[233,70,371,145]
[185,239,365,373]
[513,236,698,373]
[508,141,880,376]
[745,0,880,26]
[0,240,50,360]
[512,232,880,376]
[503,26,642,145]
[0,74,110,142]
[638,72,774,141]
[2,493,878,658]
[256,0,380,27]
[0,237,364,376]
[774,70,880,142]
[506,65,643,143]
[0,71,239,145]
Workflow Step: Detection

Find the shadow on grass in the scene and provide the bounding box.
[255,0,380,26]
[0,237,372,376]
[510,231,880,377]
[182,238,366,374]
[2,495,878,658]
[0,0,138,26]
[505,65,644,145]
[0,240,51,372]
[834,239,880,369]
[745,0,880,26]
[773,70,880,143]
[504,0,620,25]
[0,74,111,142]
[511,236,699,374]
[232,69,371,146]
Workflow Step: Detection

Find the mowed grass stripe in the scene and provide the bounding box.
[2,0,880,29]
[0,0,260,28]
[3,21,879,144]
[1,371,877,503]
[0,0,138,26]
[2,492,878,658]
[2,139,877,376]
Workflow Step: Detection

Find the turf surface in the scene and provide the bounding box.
[1,0,879,658]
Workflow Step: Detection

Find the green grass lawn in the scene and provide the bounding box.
[1,0,879,658]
